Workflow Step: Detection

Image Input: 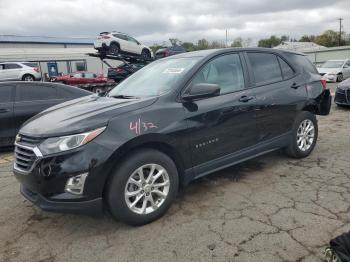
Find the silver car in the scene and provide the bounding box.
[317,59,350,82]
[0,62,41,82]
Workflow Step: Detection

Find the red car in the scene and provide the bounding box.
[51,72,114,86]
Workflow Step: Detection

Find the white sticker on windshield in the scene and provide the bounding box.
[162,68,185,74]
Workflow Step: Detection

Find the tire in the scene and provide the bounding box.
[22,74,35,81]
[108,43,119,55]
[106,149,179,226]
[285,111,318,159]
[92,87,105,94]
[141,49,151,60]
[337,73,343,82]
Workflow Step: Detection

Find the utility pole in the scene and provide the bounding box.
[225,29,228,48]
[338,18,343,46]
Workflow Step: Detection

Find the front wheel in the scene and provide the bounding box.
[141,49,151,60]
[22,74,35,81]
[285,112,318,158]
[106,149,179,226]
[337,73,343,82]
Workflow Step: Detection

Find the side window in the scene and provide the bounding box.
[247,53,282,85]
[291,54,318,74]
[191,54,245,94]
[16,85,58,102]
[73,73,83,78]
[278,57,295,80]
[4,63,22,70]
[0,86,13,103]
[346,61,350,67]
[0,64,4,70]
[127,36,139,44]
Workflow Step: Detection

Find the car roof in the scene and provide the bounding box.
[170,47,304,59]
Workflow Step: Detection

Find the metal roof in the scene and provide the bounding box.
[0,35,94,45]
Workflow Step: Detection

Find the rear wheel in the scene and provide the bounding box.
[108,43,119,55]
[141,49,151,60]
[106,149,179,226]
[285,112,318,158]
[22,74,35,81]
[337,73,343,82]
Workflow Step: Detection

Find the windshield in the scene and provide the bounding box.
[108,57,200,98]
[320,61,344,68]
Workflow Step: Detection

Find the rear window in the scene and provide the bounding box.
[291,54,318,74]
[22,62,38,68]
[247,52,283,86]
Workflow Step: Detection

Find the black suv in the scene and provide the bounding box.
[13,48,331,225]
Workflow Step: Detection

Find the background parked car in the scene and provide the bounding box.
[335,78,350,106]
[107,63,144,83]
[94,32,153,60]
[0,81,91,147]
[0,62,41,82]
[317,59,350,82]
[155,45,186,59]
[51,72,110,85]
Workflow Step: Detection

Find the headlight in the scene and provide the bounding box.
[38,127,106,155]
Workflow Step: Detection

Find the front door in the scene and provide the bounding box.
[183,53,257,175]
[0,84,15,146]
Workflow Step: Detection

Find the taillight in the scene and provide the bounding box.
[320,79,327,90]
[33,67,39,72]
[115,68,125,73]
[164,50,170,57]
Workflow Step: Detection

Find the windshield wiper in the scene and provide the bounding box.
[110,95,140,99]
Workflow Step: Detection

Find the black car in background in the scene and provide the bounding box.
[155,45,186,59]
[13,48,331,226]
[335,78,350,106]
[107,63,144,83]
[0,82,91,147]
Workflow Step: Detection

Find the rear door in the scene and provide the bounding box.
[3,63,23,80]
[245,52,301,142]
[0,84,15,146]
[126,36,142,54]
[113,34,131,53]
[184,53,257,173]
[14,84,66,133]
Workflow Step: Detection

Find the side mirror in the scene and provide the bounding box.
[182,83,220,101]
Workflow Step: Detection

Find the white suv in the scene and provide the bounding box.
[94,32,153,60]
[0,62,41,81]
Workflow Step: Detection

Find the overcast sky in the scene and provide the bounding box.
[0,0,349,45]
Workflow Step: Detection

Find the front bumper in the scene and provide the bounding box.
[13,138,115,216]
[321,74,337,82]
[21,185,103,215]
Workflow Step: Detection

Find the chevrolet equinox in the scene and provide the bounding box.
[13,48,331,225]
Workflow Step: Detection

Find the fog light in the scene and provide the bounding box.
[65,173,88,195]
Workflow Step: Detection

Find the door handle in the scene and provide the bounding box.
[239,96,254,103]
[291,83,300,89]
[0,108,10,113]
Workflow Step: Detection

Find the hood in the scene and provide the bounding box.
[20,95,158,137]
[317,68,341,74]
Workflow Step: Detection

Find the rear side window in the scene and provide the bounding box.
[291,54,318,74]
[4,63,22,69]
[0,85,13,103]
[247,53,282,86]
[16,85,58,102]
[278,57,295,80]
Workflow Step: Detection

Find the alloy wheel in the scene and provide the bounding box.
[124,164,170,215]
[297,119,315,152]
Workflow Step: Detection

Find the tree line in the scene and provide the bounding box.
[150,30,350,53]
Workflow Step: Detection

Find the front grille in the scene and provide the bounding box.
[18,135,43,147]
[14,145,36,172]
[14,135,43,173]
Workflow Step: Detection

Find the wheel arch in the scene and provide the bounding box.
[21,73,35,80]
[102,135,187,196]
